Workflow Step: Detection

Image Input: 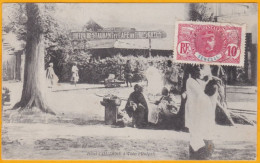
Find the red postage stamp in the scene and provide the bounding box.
[174,21,246,66]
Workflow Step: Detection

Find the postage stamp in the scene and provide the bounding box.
[174,21,246,66]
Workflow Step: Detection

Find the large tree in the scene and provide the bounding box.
[13,3,55,115]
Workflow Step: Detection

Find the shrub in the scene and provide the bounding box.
[57,53,182,84]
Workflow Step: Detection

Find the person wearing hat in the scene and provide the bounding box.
[46,62,59,88]
[124,84,149,128]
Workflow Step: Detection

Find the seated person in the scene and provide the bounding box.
[153,87,181,127]
[125,84,149,128]
[155,87,169,105]
[169,84,181,95]
[156,87,180,114]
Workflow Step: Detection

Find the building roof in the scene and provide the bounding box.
[85,38,173,50]
[83,19,103,32]
[81,19,174,50]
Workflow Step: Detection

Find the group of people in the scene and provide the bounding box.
[123,60,181,127]
[124,60,182,93]
[123,61,231,160]
[46,62,79,88]
[46,59,230,160]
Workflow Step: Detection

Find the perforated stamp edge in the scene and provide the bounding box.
[173,21,246,67]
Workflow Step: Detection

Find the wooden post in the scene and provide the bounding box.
[104,103,118,125]
[245,33,252,82]
[15,52,22,81]
[148,38,151,58]
[119,64,122,80]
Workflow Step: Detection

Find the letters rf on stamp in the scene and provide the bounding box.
[174,21,246,66]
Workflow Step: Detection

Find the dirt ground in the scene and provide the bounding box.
[1,82,257,160]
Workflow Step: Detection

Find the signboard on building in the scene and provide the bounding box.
[71,31,167,40]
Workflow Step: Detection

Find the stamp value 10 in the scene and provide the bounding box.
[174,21,246,66]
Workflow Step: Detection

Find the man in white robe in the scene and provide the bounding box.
[185,65,215,159]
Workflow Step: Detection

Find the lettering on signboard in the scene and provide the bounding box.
[71,31,166,40]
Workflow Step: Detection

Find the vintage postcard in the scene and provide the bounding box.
[1,3,258,161]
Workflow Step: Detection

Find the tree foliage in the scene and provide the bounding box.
[189,3,214,21]
[3,3,73,67]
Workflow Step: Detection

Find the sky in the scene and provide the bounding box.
[2,3,258,51]
[54,3,189,30]
[53,3,190,50]
[2,3,190,53]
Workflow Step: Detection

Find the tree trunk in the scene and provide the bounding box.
[13,3,55,115]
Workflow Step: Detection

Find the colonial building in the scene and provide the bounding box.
[2,32,25,81]
[72,19,173,58]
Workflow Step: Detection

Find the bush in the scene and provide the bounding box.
[57,53,182,84]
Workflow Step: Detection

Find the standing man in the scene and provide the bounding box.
[185,65,215,160]
[124,60,133,87]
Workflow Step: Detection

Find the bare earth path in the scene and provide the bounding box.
[2,82,257,160]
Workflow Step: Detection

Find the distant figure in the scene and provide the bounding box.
[125,84,149,128]
[71,62,79,86]
[124,60,133,87]
[237,69,246,83]
[164,60,181,94]
[46,62,58,88]
[145,62,163,95]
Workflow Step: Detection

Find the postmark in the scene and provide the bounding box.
[174,21,246,66]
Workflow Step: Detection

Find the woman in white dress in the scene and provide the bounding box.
[185,65,216,160]
[71,62,79,86]
[46,63,59,88]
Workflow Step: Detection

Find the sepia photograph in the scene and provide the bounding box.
[2,3,258,160]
